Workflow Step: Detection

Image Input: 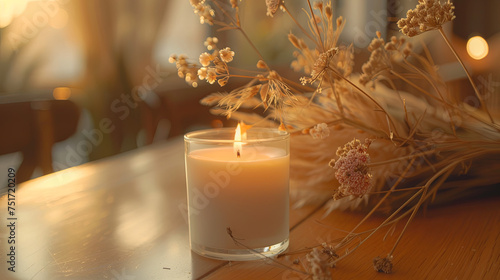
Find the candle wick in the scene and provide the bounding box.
[237,150,241,158]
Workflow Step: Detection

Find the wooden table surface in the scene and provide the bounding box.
[1,138,499,280]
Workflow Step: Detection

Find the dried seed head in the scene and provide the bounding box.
[288,33,302,49]
[266,0,281,17]
[313,2,323,11]
[398,0,456,37]
[336,16,343,27]
[257,60,267,69]
[373,255,393,274]
[325,5,333,20]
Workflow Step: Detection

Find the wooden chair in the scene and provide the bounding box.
[0,99,80,184]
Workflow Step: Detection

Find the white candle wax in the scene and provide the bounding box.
[186,146,289,251]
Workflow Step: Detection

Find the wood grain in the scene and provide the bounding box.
[1,138,498,279]
[204,197,500,279]
[0,138,323,280]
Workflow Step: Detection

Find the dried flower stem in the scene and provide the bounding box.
[330,67,398,137]
[281,76,316,93]
[388,70,443,103]
[332,149,487,264]
[333,186,425,265]
[326,76,345,116]
[306,0,325,52]
[369,186,425,195]
[334,158,417,251]
[387,162,457,257]
[368,150,437,167]
[401,56,457,135]
[389,70,500,132]
[211,1,270,71]
[437,27,494,123]
[281,3,318,48]
[226,227,310,276]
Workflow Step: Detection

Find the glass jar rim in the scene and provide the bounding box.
[184,127,289,144]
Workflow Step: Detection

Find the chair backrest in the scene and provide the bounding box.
[0,99,80,183]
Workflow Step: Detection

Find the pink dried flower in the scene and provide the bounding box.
[219,47,235,63]
[329,139,373,199]
[310,123,330,140]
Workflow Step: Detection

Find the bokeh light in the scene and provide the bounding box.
[52,87,71,100]
[466,36,489,60]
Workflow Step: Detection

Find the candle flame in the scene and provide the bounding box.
[234,122,247,158]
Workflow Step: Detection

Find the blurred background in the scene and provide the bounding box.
[0,0,498,185]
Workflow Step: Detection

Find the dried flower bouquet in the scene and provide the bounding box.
[171,0,500,275]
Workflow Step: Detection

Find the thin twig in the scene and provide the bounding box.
[437,27,494,123]
[334,158,417,251]
[306,0,325,52]
[226,227,310,276]
[282,3,318,48]
[388,162,457,256]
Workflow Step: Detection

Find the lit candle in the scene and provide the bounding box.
[184,125,290,261]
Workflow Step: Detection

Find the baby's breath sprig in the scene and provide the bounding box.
[189,0,215,25]
[168,54,200,88]
[169,37,236,87]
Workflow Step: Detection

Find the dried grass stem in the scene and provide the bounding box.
[437,27,494,123]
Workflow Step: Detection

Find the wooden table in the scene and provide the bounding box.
[1,138,499,279]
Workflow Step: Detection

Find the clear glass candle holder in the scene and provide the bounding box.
[184,127,290,261]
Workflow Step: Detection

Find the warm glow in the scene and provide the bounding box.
[49,8,69,29]
[467,36,489,60]
[233,123,248,157]
[52,87,71,100]
[234,123,242,157]
[0,0,64,28]
[0,0,34,28]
